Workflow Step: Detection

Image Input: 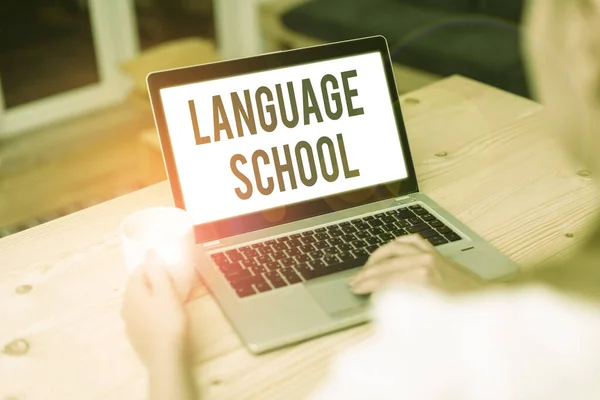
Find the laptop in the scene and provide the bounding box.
[147,35,519,354]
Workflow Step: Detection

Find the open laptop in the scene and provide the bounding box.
[147,36,519,354]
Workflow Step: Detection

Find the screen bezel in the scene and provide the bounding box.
[147,36,419,242]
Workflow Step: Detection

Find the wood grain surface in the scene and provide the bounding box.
[1,76,598,399]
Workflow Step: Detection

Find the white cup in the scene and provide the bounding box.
[120,206,196,300]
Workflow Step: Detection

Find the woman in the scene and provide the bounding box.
[122,0,600,398]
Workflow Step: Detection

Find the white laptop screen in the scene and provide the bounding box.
[159,51,408,226]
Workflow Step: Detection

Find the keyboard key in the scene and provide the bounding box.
[314,241,329,250]
[366,236,382,245]
[339,243,353,252]
[272,251,286,260]
[418,229,438,239]
[341,225,357,234]
[231,282,256,298]
[281,267,302,284]
[290,233,302,239]
[352,240,368,248]
[280,258,296,267]
[329,229,344,237]
[265,239,277,246]
[276,236,290,243]
[228,252,244,262]
[241,259,257,269]
[339,221,351,226]
[323,255,340,265]
[366,245,379,254]
[252,243,265,250]
[380,215,396,224]
[326,224,340,231]
[288,238,302,248]
[272,242,288,252]
[230,276,259,294]
[300,236,316,244]
[338,252,355,261]
[295,254,310,263]
[315,232,330,241]
[260,246,275,255]
[323,247,340,254]
[394,220,411,228]
[265,261,281,270]
[374,212,387,219]
[211,253,227,264]
[219,262,243,275]
[368,219,383,228]
[355,231,370,239]
[309,250,324,259]
[391,229,407,237]
[286,248,301,257]
[352,248,368,257]
[255,255,271,264]
[354,221,370,230]
[445,232,462,242]
[308,259,326,269]
[429,220,444,228]
[413,208,428,215]
[437,226,452,234]
[409,204,422,210]
[382,223,396,232]
[250,265,267,275]
[226,249,241,257]
[300,244,315,253]
[302,230,314,236]
[408,217,422,225]
[363,215,375,221]
[428,236,449,246]
[406,223,428,233]
[396,210,415,219]
[421,214,436,221]
[244,249,258,258]
[315,227,327,233]
[224,268,252,282]
[328,237,343,246]
[369,227,384,236]
[341,234,357,243]
[255,278,272,292]
[379,232,394,242]
[265,271,287,288]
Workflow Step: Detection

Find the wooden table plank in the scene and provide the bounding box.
[1,76,598,399]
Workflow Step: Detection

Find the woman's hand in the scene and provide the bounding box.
[349,235,483,294]
[121,252,189,369]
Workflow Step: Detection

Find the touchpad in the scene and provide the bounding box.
[305,278,370,317]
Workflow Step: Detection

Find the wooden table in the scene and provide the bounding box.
[2,76,599,400]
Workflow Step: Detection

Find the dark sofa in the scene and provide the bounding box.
[280,0,529,98]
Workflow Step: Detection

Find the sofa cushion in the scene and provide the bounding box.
[282,0,463,45]
[391,18,529,97]
[477,0,524,23]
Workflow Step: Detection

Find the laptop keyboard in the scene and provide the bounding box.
[210,203,462,298]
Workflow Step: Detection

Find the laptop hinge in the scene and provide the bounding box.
[203,240,221,248]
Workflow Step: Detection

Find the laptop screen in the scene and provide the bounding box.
[158,51,408,226]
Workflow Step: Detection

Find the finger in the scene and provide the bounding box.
[353,254,431,285]
[365,238,424,267]
[394,234,433,251]
[351,267,430,294]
